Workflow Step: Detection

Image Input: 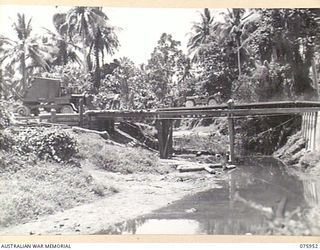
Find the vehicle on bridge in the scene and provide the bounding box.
[185,92,222,107]
[15,77,85,116]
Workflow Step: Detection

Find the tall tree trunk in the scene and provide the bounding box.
[236,39,241,79]
[312,58,319,98]
[62,42,68,65]
[125,79,129,109]
[0,69,3,99]
[82,31,88,74]
[94,45,100,92]
[21,49,27,93]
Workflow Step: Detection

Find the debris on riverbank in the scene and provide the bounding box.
[273,131,320,175]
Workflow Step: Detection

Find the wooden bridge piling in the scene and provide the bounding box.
[312,112,318,150]
[227,100,235,164]
[157,119,173,159]
[79,98,84,127]
[50,108,57,123]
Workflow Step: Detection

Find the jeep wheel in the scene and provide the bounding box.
[16,106,31,116]
[208,98,217,106]
[185,100,195,107]
[60,105,74,113]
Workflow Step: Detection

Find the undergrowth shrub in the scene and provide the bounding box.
[92,145,162,174]
[238,115,301,155]
[9,127,78,163]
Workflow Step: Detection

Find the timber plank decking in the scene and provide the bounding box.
[81,101,320,120]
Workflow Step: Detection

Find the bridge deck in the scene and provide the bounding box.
[37,100,320,160]
[85,101,320,120]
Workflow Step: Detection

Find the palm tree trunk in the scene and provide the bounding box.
[236,40,241,79]
[0,69,3,99]
[21,50,27,93]
[94,44,100,92]
[82,31,88,73]
[312,58,319,99]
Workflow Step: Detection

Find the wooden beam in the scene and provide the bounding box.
[158,107,320,119]
[158,100,320,112]
[50,109,57,123]
[302,114,307,139]
[227,100,235,164]
[157,119,173,159]
[313,112,318,151]
[306,113,311,150]
[84,105,320,121]
[79,98,84,127]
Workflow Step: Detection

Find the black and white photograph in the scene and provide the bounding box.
[0,4,320,237]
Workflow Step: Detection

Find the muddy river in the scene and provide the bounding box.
[98,156,320,235]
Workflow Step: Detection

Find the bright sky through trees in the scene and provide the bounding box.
[0,5,208,64]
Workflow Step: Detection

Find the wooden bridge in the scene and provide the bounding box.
[38,100,320,161]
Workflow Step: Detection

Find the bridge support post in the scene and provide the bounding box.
[157,119,173,159]
[107,119,115,133]
[227,100,235,164]
[95,118,115,133]
[88,114,93,130]
[312,112,318,150]
[79,98,84,127]
[50,108,57,123]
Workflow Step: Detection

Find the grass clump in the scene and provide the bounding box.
[92,145,162,174]
[75,132,169,174]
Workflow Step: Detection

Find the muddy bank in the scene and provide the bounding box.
[273,131,320,176]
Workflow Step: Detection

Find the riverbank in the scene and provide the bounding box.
[273,131,320,176]
[1,121,320,236]
[0,125,225,235]
[272,131,320,235]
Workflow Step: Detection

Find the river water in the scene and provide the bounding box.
[100,156,320,235]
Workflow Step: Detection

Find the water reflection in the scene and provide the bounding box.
[97,156,310,235]
[302,178,320,207]
[125,219,201,234]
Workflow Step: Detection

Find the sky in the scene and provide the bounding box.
[0,5,214,65]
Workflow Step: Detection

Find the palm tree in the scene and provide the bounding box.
[56,7,120,92]
[0,14,49,93]
[214,8,259,78]
[62,7,109,73]
[187,8,214,61]
[43,13,82,67]
[89,25,120,91]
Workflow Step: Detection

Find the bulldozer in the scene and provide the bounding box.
[15,77,85,116]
